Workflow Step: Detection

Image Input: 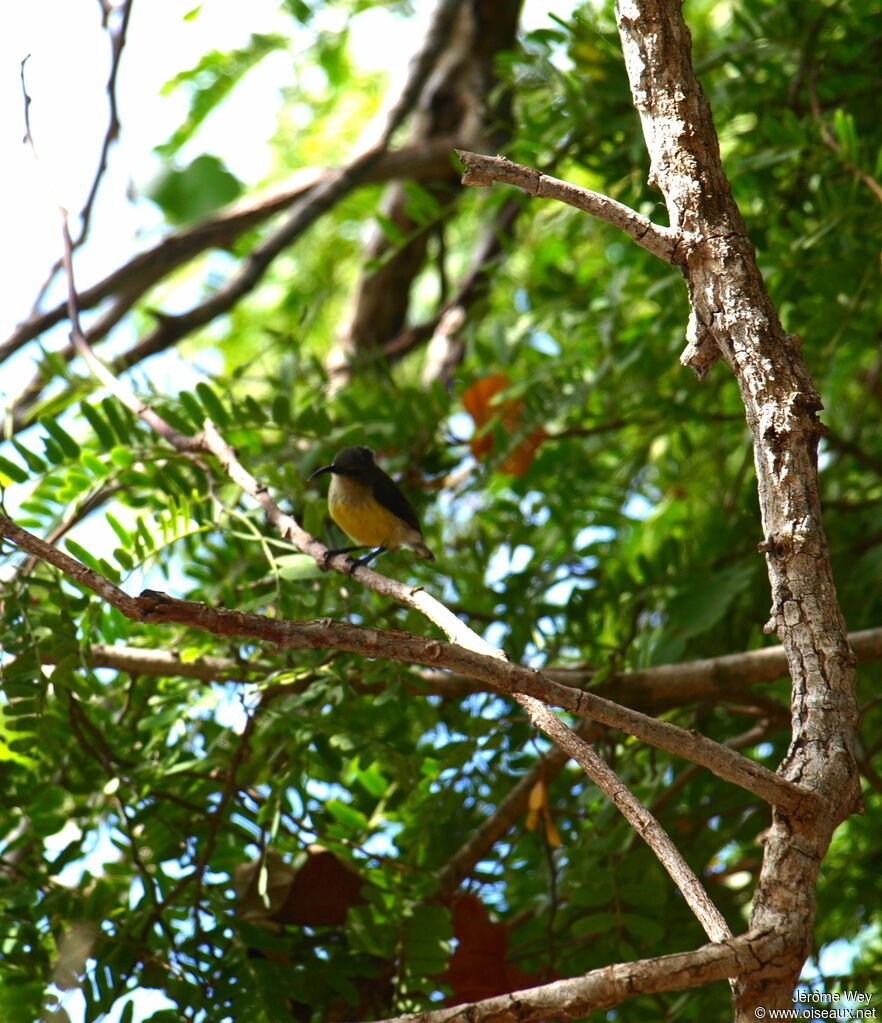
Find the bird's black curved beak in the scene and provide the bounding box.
[308,463,335,481]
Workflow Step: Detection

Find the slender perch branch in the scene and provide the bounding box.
[456,149,679,262]
[1,512,817,817]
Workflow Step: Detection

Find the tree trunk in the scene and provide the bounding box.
[614,0,861,1014]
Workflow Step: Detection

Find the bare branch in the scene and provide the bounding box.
[0,515,141,619]
[73,0,133,247]
[40,644,262,684]
[21,2,133,315]
[363,931,784,1023]
[1,139,457,371]
[612,0,860,1013]
[456,150,679,262]
[0,509,817,819]
[39,621,882,702]
[512,692,732,944]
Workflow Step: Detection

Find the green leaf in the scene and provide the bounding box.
[243,395,267,425]
[158,33,288,155]
[79,451,106,477]
[401,904,452,974]
[832,108,859,163]
[271,395,290,426]
[146,154,243,225]
[195,382,230,426]
[41,436,66,465]
[64,538,102,573]
[11,439,47,474]
[355,762,387,798]
[101,397,133,442]
[0,455,29,484]
[178,390,205,428]
[114,548,134,570]
[105,513,131,546]
[325,799,368,832]
[40,417,81,458]
[80,402,116,447]
[374,213,406,245]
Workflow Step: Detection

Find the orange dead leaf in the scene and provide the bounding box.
[526,778,546,831]
[461,372,546,476]
[235,846,366,929]
[524,778,562,847]
[443,893,544,1005]
[545,816,562,848]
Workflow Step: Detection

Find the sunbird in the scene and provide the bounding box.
[308,445,435,569]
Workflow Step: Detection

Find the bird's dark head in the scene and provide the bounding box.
[309,445,376,481]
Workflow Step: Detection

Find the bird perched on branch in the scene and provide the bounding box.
[309,445,435,569]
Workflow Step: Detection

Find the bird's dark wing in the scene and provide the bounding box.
[371,470,422,533]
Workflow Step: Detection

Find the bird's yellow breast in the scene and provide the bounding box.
[328,478,411,549]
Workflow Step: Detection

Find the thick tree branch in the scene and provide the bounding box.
[0,513,817,818]
[612,0,860,1015]
[456,150,679,262]
[1,140,458,371]
[48,625,882,702]
[3,512,740,937]
[431,626,882,712]
[371,0,466,145]
[363,931,785,1023]
[328,0,522,385]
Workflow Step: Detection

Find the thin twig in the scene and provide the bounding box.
[74,0,134,247]
[24,1,134,313]
[807,77,882,206]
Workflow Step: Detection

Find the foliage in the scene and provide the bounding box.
[2,0,881,1020]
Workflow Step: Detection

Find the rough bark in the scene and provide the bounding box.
[613,0,860,1015]
[327,0,523,385]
